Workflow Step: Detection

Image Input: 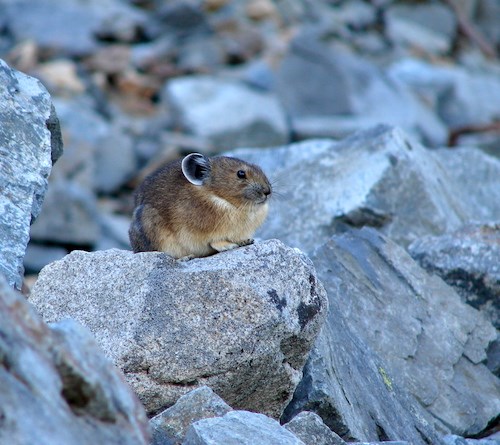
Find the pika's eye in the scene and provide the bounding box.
[237,170,246,179]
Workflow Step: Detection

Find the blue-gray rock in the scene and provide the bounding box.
[150,386,232,445]
[232,125,500,253]
[284,411,347,445]
[282,259,442,444]
[29,240,328,418]
[275,33,447,146]
[443,433,500,445]
[1,0,148,57]
[352,442,410,445]
[0,275,149,444]
[385,3,456,55]
[183,410,305,445]
[29,96,136,247]
[163,75,289,151]
[307,228,499,437]
[29,179,100,246]
[0,59,62,289]
[389,58,500,129]
[23,243,68,274]
[409,222,500,329]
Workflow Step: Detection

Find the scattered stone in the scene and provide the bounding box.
[2,0,148,57]
[389,58,500,129]
[284,411,347,445]
[233,125,500,253]
[443,433,500,445]
[29,179,100,246]
[275,33,447,146]
[34,59,86,95]
[0,59,62,289]
[150,386,232,445]
[309,228,499,436]
[385,2,457,55]
[29,240,328,418]
[409,222,500,328]
[0,275,149,444]
[183,410,305,445]
[95,211,133,251]
[164,75,289,151]
[352,442,410,445]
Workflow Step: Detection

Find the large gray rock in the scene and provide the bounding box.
[163,75,289,151]
[306,228,499,436]
[284,411,346,445]
[150,386,232,445]
[233,125,500,253]
[0,59,62,289]
[409,222,500,328]
[282,287,442,444]
[183,410,305,445]
[0,275,149,445]
[29,240,328,418]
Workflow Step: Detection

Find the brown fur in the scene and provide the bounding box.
[129,155,271,259]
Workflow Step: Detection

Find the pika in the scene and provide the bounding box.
[129,153,272,259]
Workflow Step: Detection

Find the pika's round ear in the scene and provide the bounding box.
[181,153,211,186]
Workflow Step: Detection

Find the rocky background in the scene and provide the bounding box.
[0,0,499,444]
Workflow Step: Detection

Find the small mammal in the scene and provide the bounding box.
[129,153,272,259]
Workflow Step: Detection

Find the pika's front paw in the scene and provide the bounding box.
[237,239,254,247]
[177,254,195,262]
[210,241,239,252]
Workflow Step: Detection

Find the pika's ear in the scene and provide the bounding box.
[181,153,211,186]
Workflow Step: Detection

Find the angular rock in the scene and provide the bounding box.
[0,275,149,444]
[29,179,100,246]
[2,0,148,57]
[275,33,447,146]
[183,410,305,445]
[150,386,232,445]
[163,75,289,151]
[389,58,500,129]
[232,125,500,253]
[23,243,68,274]
[409,222,500,328]
[0,59,62,289]
[284,411,346,445]
[282,293,442,444]
[352,443,410,445]
[29,96,137,247]
[385,3,456,54]
[443,434,500,445]
[30,240,328,418]
[308,228,499,436]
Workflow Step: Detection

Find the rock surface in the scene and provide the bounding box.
[29,240,328,418]
[183,410,305,445]
[282,291,442,444]
[233,125,500,254]
[409,222,500,329]
[0,275,149,445]
[306,228,499,437]
[284,411,347,445]
[150,386,232,445]
[0,58,62,289]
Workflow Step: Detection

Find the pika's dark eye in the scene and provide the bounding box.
[237,170,246,179]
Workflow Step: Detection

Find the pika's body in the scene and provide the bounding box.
[129,153,271,258]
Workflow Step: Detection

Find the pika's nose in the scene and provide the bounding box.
[263,186,271,196]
